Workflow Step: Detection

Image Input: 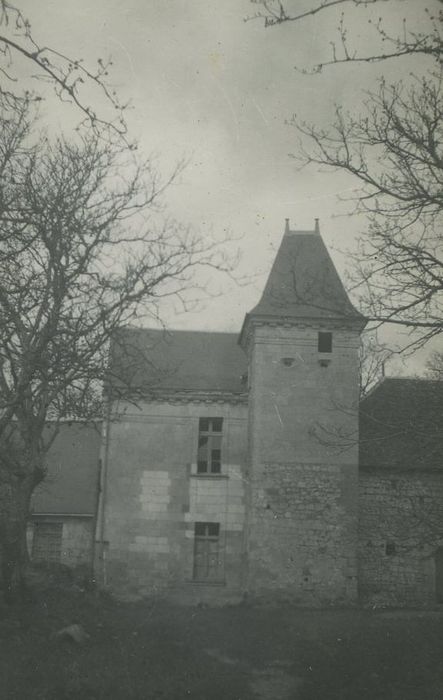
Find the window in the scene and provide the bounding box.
[385,541,396,556]
[193,522,223,582]
[32,522,63,563]
[318,331,332,353]
[197,417,223,474]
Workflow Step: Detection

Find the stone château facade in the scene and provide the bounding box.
[29,221,443,607]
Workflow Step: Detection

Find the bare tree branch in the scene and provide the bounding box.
[0,1,129,137]
[289,73,443,347]
[248,1,443,71]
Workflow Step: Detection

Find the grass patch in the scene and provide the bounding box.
[1,583,443,699]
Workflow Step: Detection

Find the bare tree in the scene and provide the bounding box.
[249,0,443,349]
[0,100,228,600]
[296,74,443,347]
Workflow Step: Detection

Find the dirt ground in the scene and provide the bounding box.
[1,581,443,699]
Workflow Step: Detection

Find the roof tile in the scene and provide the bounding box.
[249,228,364,322]
[359,378,443,471]
[110,328,248,395]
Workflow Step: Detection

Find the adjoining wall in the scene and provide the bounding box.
[100,400,248,603]
[245,324,360,605]
[359,471,443,607]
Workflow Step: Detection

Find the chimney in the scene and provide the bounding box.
[314,218,320,233]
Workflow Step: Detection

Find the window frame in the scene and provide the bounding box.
[318,331,333,353]
[196,417,223,475]
[193,522,224,583]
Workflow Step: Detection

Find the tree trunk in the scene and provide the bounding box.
[0,478,34,604]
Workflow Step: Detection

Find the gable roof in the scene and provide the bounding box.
[359,378,443,472]
[31,422,101,516]
[246,222,365,325]
[110,327,248,396]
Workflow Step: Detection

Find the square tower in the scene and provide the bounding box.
[239,220,366,605]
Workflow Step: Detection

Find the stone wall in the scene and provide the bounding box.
[99,400,248,602]
[247,461,358,604]
[359,471,443,606]
[245,324,360,604]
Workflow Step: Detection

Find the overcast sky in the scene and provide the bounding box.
[17,0,437,374]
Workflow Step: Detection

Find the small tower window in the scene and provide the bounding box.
[385,541,396,556]
[318,331,332,353]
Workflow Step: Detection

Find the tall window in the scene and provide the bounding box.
[32,522,63,563]
[193,522,223,582]
[318,331,332,353]
[197,417,223,474]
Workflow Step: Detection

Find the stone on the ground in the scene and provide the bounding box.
[54,623,89,643]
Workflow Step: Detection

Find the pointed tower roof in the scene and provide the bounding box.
[240,220,366,346]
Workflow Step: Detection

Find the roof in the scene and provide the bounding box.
[359,378,443,472]
[31,422,101,516]
[245,222,365,326]
[110,328,248,396]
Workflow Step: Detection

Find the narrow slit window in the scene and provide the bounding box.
[197,417,223,474]
[193,522,223,582]
[318,331,332,353]
[385,541,396,556]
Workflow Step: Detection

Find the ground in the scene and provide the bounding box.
[1,576,443,699]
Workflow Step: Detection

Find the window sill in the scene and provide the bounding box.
[190,473,229,480]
